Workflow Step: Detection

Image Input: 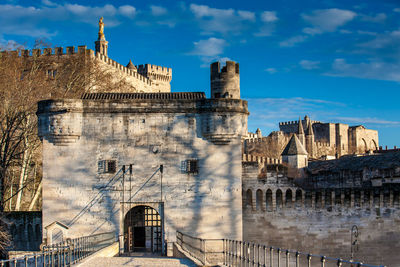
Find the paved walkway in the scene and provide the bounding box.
[78,256,198,267]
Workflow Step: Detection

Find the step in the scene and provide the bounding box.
[78,256,198,267]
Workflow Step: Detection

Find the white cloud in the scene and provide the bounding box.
[119,5,136,18]
[189,4,255,35]
[339,29,352,34]
[238,10,255,21]
[0,3,140,38]
[261,11,278,22]
[190,37,227,57]
[334,117,400,125]
[358,30,400,49]
[299,60,320,70]
[394,8,400,13]
[357,30,377,36]
[327,58,400,82]
[41,0,57,7]
[265,68,277,74]
[302,8,356,34]
[279,35,308,47]
[0,37,24,50]
[360,13,386,23]
[150,5,167,16]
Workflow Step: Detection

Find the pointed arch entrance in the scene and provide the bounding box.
[124,205,162,253]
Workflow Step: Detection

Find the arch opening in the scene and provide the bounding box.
[246,189,253,209]
[295,190,302,207]
[124,205,162,254]
[276,189,283,210]
[266,189,273,212]
[285,189,292,208]
[256,189,263,211]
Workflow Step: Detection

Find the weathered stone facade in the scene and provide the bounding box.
[245,116,379,160]
[37,70,248,255]
[242,153,400,266]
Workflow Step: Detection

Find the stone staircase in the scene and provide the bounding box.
[77,256,198,267]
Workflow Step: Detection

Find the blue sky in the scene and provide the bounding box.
[1,0,400,147]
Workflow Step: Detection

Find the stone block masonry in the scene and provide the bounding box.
[37,92,249,256]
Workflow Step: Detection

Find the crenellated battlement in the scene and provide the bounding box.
[210,61,240,99]
[95,53,153,86]
[242,153,282,165]
[315,141,330,147]
[279,120,320,126]
[0,45,92,58]
[137,64,172,83]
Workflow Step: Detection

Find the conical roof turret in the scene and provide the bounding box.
[126,59,136,70]
[306,119,314,136]
[298,117,304,135]
[281,134,308,156]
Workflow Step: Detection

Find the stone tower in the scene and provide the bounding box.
[210,61,240,99]
[297,117,305,146]
[281,134,308,169]
[305,119,314,158]
[95,17,108,56]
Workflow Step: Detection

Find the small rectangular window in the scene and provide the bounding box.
[98,160,117,174]
[181,159,199,174]
[106,160,116,173]
[187,159,198,174]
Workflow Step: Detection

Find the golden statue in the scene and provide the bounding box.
[98,17,105,40]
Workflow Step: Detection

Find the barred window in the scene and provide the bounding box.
[98,160,117,174]
[181,159,199,174]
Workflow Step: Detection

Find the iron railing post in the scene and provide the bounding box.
[307,254,312,267]
[286,250,289,267]
[24,256,28,267]
[277,248,281,267]
[296,251,300,267]
[321,256,326,267]
[270,247,273,267]
[337,258,342,267]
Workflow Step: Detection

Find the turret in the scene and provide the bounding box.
[210,61,240,99]
[297,117,305,146]
[126,59,136,71]
[256,128,262,138]
[281,134,308,169]
[305,119,314,158]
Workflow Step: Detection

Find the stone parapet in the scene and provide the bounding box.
[37,99,83,145]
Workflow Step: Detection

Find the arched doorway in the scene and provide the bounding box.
[124,205,162,253]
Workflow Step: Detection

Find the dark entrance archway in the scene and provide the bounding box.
[124,205,162,254]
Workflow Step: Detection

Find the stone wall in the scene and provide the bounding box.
[243,206,400,266]
[349,126,379,154]
[2,212,42,251]
[242,170,400,266]
[37,96,248,255]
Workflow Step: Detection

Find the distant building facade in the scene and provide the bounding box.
[245,115,379,160]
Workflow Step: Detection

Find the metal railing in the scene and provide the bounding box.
[0,231,115,267]
[223,240,385,267]
[176,231,224,266]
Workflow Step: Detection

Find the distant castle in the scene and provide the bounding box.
[2,18,399,266]
[244,115,379,160]
[1,18,172,94]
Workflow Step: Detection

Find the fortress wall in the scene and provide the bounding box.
[94,53,171,93]
[1,47,171,93]
[38,98,248,255]
[336,123,349,156]
[243,207,400,266]
[349,127,379,154]
[242,176,400,266]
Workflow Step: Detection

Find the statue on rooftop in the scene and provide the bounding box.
[98,17,105,40]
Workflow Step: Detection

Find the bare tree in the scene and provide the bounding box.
[0,46,132,212]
